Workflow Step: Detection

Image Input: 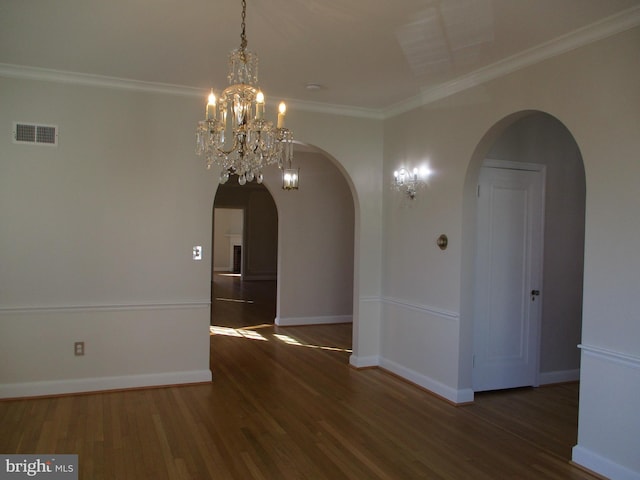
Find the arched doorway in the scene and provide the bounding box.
[209,145,357,350]
[461,111,586,391]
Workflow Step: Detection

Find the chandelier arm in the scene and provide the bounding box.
[213,136,242,158]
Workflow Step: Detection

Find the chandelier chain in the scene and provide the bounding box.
[240,0,247,52]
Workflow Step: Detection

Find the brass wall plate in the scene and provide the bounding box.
[437,234,448,250]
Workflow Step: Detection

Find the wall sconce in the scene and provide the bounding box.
[392,165,431,199]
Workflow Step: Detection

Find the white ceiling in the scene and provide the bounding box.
[1,0,640,113]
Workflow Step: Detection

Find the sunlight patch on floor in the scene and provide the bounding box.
[273,333,352,353]
[210,326,352,353]
[239,324,273,330]
[210,326,267,341]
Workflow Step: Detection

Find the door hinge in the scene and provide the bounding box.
[477,184,480,197]
[472,354,476,368]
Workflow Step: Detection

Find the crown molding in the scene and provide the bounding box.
[0,63,204,97]
[383,4,640,119]
[285,98,384,120]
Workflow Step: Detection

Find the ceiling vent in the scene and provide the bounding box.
[13,122,58,146]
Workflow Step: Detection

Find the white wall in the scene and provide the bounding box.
[382,26,640,478]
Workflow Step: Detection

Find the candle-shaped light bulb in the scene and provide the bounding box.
[255,91,265,120]
[398,168,406,184]
[277,102,287,128]
[206,90,216,120]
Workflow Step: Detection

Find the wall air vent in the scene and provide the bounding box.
[13,123,58,146]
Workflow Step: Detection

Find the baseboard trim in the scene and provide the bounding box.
[539,369,580,385]
[349,355,380,369]
[275,315,352,327]
[349,355,475,404]
[0,370,212,399]
[379,357,474,405]
[573,445,640,480]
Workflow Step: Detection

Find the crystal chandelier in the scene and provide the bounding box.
[195,0,294,187]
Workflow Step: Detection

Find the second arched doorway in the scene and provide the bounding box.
[462,110,586,392]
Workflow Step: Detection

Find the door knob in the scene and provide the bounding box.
[531,289,540,301]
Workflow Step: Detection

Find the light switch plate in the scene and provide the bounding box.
[192,246,202,260]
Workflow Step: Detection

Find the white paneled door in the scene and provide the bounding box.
[473,162,545,392]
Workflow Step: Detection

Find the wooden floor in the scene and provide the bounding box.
[0,274,599,479]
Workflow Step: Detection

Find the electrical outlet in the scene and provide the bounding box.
[74,341,85,356]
